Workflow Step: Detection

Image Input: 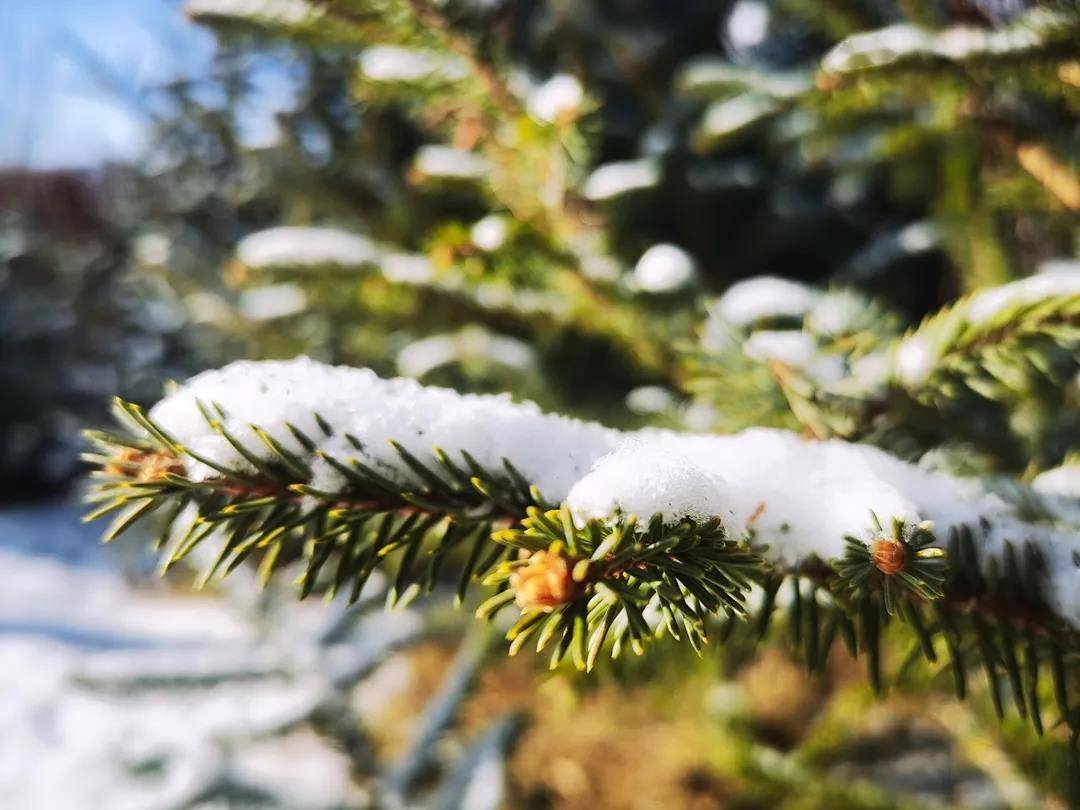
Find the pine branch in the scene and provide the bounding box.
[819,9,1080,80]
[233,226,677,376]
[891,278,1080,401]
[82,359,1080,741]
[396,0,520,119]
[682,275,1080,462]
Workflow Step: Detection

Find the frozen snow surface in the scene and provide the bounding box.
[150,356,620,503]
[151,357,1080,626]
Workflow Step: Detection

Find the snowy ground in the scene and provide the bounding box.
[0,500,425,810]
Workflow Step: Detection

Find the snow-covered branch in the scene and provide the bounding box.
[95,357,1080,631]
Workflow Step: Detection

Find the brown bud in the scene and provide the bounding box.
[871,538,907,576]
[510,549,584,611]
[106,448,185,482]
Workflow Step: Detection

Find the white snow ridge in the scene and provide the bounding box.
[149,357,1080,627]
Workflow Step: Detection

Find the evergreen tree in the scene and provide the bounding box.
[88,0,1080,804]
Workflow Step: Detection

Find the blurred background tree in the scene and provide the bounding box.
[4,0,1079,806]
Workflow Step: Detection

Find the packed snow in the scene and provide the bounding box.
[150,357,620,503]
[148,357,1080,625]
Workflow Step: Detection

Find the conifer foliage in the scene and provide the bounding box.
[90,0,1080,801]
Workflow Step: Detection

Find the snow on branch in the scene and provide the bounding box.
[140,357,1080,626]
[150,357,618,501]
[236,226,382,271]
[186,0,322,26]
[821,8,1078,75]
[892,266,1080,388]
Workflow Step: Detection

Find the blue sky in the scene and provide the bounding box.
[2,0,289,169]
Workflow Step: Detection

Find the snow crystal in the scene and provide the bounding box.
[581,159,660,201]
[237,226,381,270]
[151,358,1080,625]
[714,276,816,327]
[527,74,584,124]
[632,244,697,293]
[413,146,491,181]
[358,45,466,83]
